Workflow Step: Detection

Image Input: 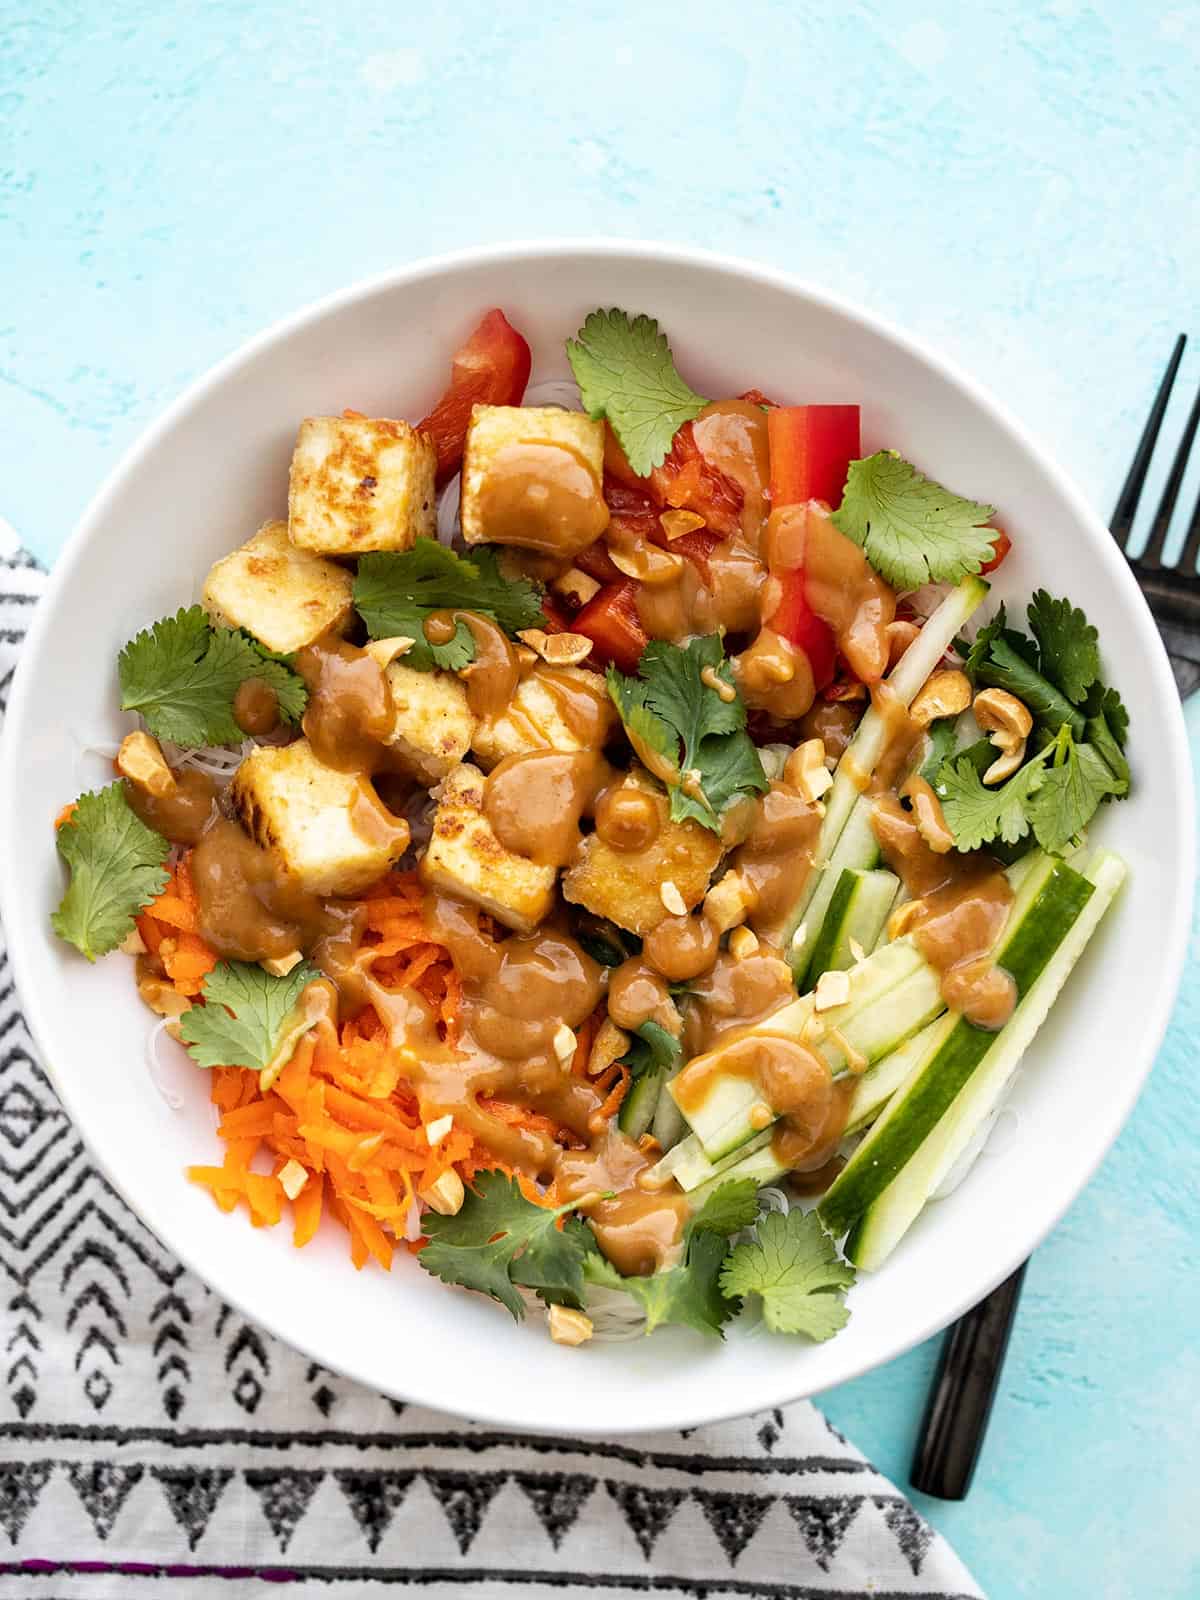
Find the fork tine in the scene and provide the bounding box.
[1110,333,1186,545]
[1179,481,1200,575]
[1140,379,1200,568]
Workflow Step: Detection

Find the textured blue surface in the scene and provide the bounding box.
[2,4,1197,1595]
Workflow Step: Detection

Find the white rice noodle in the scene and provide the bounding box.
[523,377,584,411]
[929,1105,1003,1201]
[899,582,953,621]
[145,1018,185,1112]
[160,736,255,783]
[436,474,462,546]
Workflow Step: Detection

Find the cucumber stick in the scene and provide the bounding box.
[842,851,1125,1268]
[843,1015,951,1133]
[617,1068,663,1139]
[669,939,926,1159]
[778,576,989,954]
[801,867,898,987]
[648,1128,773,1191]
[819,850,1111,1244]
[687,1140,789,1210]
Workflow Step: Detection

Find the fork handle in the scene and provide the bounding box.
[909,1261,1027,1500]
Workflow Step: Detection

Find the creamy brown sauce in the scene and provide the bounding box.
[594,782,661,851]
[475,441,610,557]
[233,677,280,736]
[484,749,610,868]
[296,637,398,774]
[872,795,1016,1030]
[124,768,218,847]
[642,912,719,983]
[607,958,679,1034]
[782,504,896,683]
[733,627,817,720]
[682,949,796,1056]
[730,780,823,944]
[798,698,863,763]
[634,535,767,642]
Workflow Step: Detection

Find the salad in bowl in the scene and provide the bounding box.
[48,304,1131,1349]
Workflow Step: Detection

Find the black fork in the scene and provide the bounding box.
[910,337,1199,1502]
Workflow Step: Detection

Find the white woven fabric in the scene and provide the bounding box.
[0,523,984,1600]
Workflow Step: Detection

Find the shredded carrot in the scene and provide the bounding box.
[595,1063,631,1123]
[54,802,78,831]
[188,869,491,1263]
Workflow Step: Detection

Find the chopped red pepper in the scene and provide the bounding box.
[767,404,860,509]
[738,387,778,408]
[417,310,532,487]
[980,528,1012,573]
[573,580,647,674]
[761,406,864,693]
[650,422,743,538]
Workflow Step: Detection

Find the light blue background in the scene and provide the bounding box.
[3,3,1198,1595]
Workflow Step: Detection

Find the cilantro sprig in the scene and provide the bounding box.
[937,591,1130,856]
[566,309,707,476]
[720,1208,856,1341]
[180,960,321,1085]
[832,451,1003,589]
[51,784,171,960]
[353,539,545,670]
[582,1180,758,1339]
[118,607,306,747]
[621,1020,682,1083]
[417,1171,598,1318]
[606,636,767,834]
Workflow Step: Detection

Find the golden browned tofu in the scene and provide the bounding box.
[460,404,607,557]
[385,660,475,784]
[231,739,408,896]
[419,763,555,934]
[470,664,617,770]
[201,521,354,654]
[288,416,437,555]
[562,772,724,936]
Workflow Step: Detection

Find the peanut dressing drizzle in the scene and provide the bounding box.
[473,440,610,558]
[871,794,1017,1030]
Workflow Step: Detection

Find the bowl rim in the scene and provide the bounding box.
[2,237,1193,1432]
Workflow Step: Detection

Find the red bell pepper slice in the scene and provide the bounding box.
[980,528,1012,573]
[762,406,862,692]
[573,580,647,674]
[417,310,532,487]
[768,404,860,509]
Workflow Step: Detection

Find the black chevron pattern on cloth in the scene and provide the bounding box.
[0,532,983,1599]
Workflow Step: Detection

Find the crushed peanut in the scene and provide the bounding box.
[813,968,851,1011]
[660,879,687,917]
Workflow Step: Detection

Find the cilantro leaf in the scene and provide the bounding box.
[1026,590,1099,704]
[180,960,321,1080]
[118,607,308,745]
[51,784,171,961]
[584,1228,735,1338]
[957,603,1006,686]
[353,540,544,670]
[621,1020,682,1083]
[1087,681,1129,747]
[606,638,767,833]
[935,745,1052,852]
[687,1179,760,1240]
[976,636,1084,739]
[831,451,1001,589]
[1027,732,1124,855]
[566,309,707,476]
[719,1208,855,1340]
[418,1172,596,1319]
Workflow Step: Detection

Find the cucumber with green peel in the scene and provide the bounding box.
[669,939,928,1158]
[815,963,946,1075]
[778,576,990,953]
[843,850,1126,1269]
[801,866,899,986]
[818,850,1101,1240]
[617,1068,664,1139]
[790,797,883,978]
[647,1127,773,1192]
[687,1139,790,1210]
[844,1015,952,1133]
[650,1068,687,1150]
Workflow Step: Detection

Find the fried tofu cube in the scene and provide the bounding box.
[562,771,723,936]
[385,660,475,784]
[460,405,607,556]
[201,521,354,654]
[288,416,437,555]
[231,739,409,897]
[419,763,555,934]
[470,664,617,770]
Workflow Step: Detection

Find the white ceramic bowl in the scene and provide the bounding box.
[2,242,1192,1434]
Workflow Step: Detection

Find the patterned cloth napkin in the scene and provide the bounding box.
[0,529,984,1599]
